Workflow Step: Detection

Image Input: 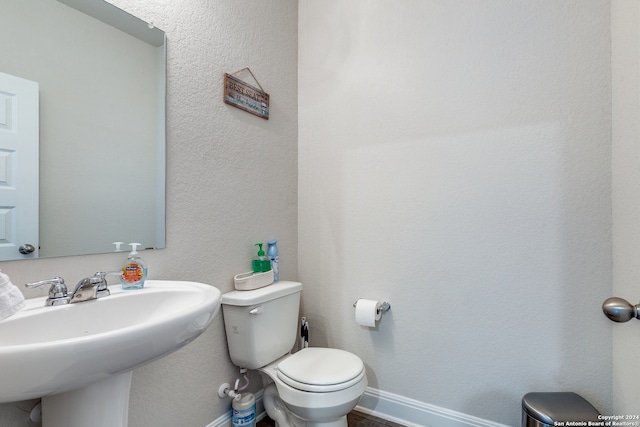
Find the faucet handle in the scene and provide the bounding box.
[94,271,122,280]
[25,277,70,306]
[92,271,121,297]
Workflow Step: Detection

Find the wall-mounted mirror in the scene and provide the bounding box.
[0,0,166,261]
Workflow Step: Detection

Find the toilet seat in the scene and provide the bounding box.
[276,347,365,393]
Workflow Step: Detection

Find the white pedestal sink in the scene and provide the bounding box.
[0,280,222,427]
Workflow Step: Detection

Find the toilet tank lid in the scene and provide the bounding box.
[221,281,302,306]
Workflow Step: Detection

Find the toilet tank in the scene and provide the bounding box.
[221,281,302,369]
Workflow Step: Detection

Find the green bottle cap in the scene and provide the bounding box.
[255,243,265,256]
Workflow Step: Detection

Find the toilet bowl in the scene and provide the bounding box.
[221,281,368,427]
[260,348,367,426]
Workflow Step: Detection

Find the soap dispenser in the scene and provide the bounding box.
[252,243,271,273]
[120,243,147,290]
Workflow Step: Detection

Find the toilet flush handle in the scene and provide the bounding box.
[602,297,640,323]
[249,306,263,315]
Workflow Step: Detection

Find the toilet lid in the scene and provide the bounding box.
[277,348,365,392]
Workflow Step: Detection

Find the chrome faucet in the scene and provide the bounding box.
[26,271,121,306]
[69,271,121,303]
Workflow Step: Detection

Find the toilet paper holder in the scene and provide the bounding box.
[353,299,391,315]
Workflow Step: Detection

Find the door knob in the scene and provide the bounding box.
[18,244,35,254]
[602,297,640,323]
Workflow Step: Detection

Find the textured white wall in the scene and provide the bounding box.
[611,0,640,415]
[0,0,298,426]
[298,1,612,425]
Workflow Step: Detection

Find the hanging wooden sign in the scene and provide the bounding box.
[224,68,269,120]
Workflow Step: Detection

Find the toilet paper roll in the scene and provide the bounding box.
[355,299,382,327]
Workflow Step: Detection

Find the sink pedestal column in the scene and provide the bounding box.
[41,372,133,427]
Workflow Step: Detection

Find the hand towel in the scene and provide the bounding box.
[0,270,25,321]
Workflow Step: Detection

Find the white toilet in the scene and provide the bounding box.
[221,281,367,427]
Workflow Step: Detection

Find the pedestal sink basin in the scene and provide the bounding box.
[0,280,221,427]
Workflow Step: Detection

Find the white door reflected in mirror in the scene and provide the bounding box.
[0,72,39,259]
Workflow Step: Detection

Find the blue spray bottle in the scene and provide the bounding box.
[267,240,279,282]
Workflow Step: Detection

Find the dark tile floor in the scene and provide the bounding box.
[256,410,406,427]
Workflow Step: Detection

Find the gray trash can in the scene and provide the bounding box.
[522,392,600,427]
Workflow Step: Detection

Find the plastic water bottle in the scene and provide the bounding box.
[232,393,256,427]
[267,240,279,282]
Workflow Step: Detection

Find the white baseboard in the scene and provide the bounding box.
[206,387,510,427]
[356,387,512,427]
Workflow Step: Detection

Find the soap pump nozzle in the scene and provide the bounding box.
[128,243,141,256]
[255,243,265,257]
[113,242,124,252]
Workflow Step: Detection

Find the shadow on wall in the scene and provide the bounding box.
[0,400,40,425]
[362,363,379,391]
